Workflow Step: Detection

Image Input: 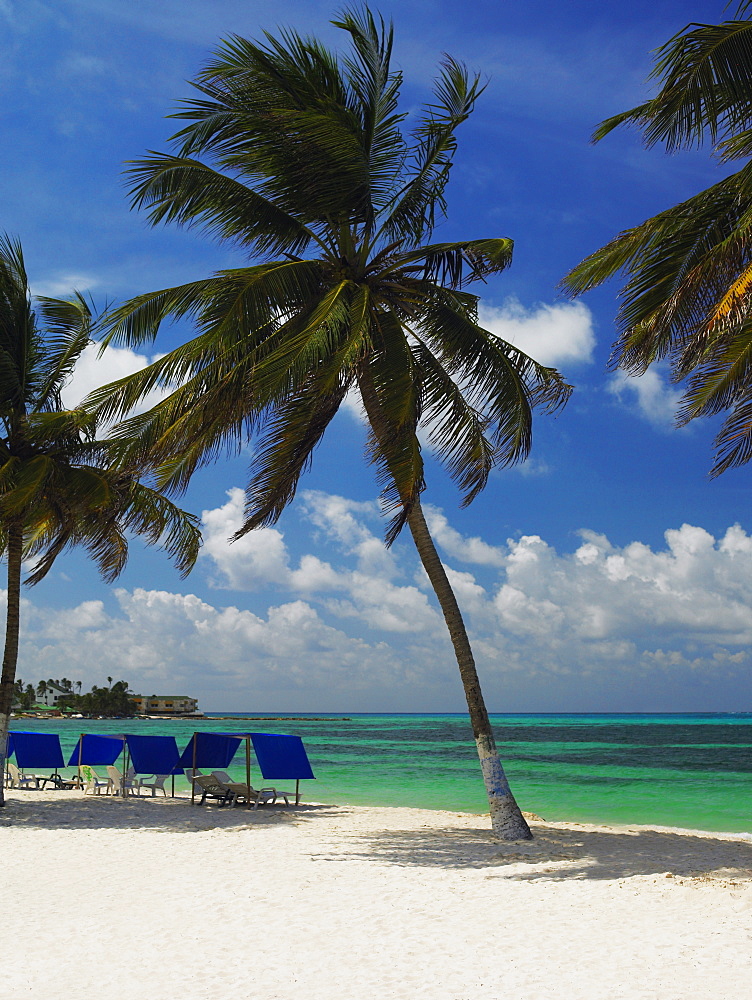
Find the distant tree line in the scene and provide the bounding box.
[12,676,137,717]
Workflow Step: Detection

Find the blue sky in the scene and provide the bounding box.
[2,0,751,713]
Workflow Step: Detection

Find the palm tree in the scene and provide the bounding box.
[0,234,202,807]
[561,2,752,475]
[92,8,571,839]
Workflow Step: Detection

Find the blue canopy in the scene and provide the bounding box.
[178,733,242,769]
[67,734,123,767]
[125,734,181,775]
[10,731,65,770]
[250,733,315,780]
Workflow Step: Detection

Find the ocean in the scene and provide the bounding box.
[10,712,751,834]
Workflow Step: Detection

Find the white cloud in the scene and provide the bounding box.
[201,488,292,590]
[478,298,596,367]
[490,523,752,648]
[200,488,439,634]
[607,368,683,429]
[6,493,751,711]
[31,274,101,298]
[12,586,414,710]
[424,506,506,567]
[61,342,170,416]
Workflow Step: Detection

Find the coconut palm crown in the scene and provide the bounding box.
[562,2,752,475]
[0,234,201,805]
[92,8,571,838]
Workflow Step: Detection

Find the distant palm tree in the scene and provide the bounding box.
[0,234,202,806]
[562,3,752,474]
[93,9,570,838]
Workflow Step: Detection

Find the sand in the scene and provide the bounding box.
[2,788,751,1000]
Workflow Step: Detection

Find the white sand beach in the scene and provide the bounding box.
[2,789,751,1000]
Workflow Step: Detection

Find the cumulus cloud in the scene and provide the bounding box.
[11,586,416,710]
[478,298,596,367]
[200,488,439,634]
[7,491,751,711]
[195,489,752,705]
[61,342,171,417]
[424,506,506,567]
[201,488,292,590]
[607,368,683,429]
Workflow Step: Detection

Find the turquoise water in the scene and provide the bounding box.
[11,713,751,834]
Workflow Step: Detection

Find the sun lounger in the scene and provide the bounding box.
[44,773,82,790]
[191,773,233,806]
[36,771,81,790]
[210,771,288,808]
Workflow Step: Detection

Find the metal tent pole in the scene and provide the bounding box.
[191,734,197,806]
[245,737,251,810]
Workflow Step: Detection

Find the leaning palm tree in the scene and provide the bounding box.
[0,234,201,806]
[562,2,752,474]
[92,8,571,839]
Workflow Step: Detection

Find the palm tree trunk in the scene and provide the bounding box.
[0,521,23,807]
[357,369,531,840]
[406,500,531,840]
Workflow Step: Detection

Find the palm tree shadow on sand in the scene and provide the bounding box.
[331,822,752,882]
[5,795,751,884]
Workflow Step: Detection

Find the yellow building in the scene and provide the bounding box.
[132,695,199,716]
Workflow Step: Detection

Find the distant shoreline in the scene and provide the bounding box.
[10,713,352,722]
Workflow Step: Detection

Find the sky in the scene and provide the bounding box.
[1,0,751,713]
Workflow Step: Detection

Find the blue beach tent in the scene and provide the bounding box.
[250,732,314,805]
[125,734,182,775]
[67,734,124,767]
[125,734,182,797]
[178,732,243,771]
[250,733,314,777]
[9,731,65,771]
[179,731,314,806]
[178,732,243,805]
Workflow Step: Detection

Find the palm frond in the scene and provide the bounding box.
[168,32,373,226]
[562,163,752,374]
[33,293,94,407]
[238,376,351,534]
[376,238,514,289]
[126,154,320,256]
[358,309,424,543]
[593,17,752,156]
[331,7,405,222]
[383,56,484,245]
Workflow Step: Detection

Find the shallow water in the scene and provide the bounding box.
[11,713,751,833]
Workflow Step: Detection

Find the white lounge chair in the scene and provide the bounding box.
[192,773,232,806]
[211,770,287,808]
[139,774,169,797]
[105,765,141,796]
[6,762,38,789]
[80,765,109,795]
